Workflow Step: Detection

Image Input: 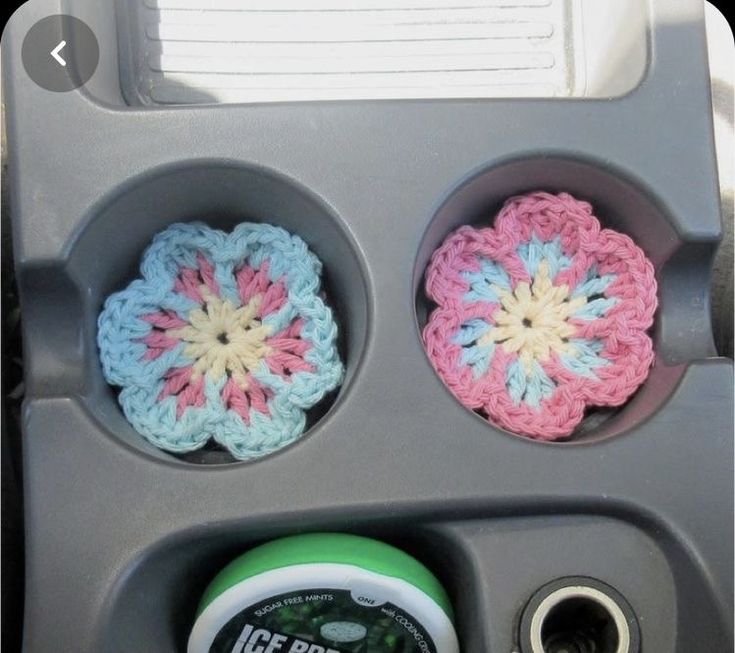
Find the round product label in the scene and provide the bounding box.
[210,588,437,653]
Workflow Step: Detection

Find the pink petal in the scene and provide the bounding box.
[235,264,256,304]
[159,366,193,400]
[222,377,251,423]
[142,310,188,329]
[258,279,288,317]
[266,336,311,356]
[196,253,220,296]
[175,268,205,303]
[176,375,205,418]
[142,331,179,350]
[246,377,271,416]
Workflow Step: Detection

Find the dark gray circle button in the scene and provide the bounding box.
[21,15,99,92]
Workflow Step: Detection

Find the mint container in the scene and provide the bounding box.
[188,533,459,653]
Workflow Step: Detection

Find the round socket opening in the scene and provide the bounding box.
[520,578,639,653]
[537,592,622,653]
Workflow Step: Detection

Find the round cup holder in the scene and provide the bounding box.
[413,155,690,444]
[69,160,369,465]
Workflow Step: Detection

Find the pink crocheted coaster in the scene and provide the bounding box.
[423,191,657,440]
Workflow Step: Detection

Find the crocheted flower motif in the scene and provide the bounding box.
[98,222,343,460]
[423,192,657,440]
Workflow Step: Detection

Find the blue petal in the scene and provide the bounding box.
[572,268,617,300]
[452,318,491,346]
[572,297,618,320]
[560,339,610,379]
[506,358,555,407]
[525,361,556,407]
[461,342,494,379]
[213,260,241,304]
[453,319,495,379]
[462,258,511,303]
[506,358,527,405]
[516,236,572,278]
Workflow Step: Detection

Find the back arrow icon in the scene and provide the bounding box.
[50,40,67,66]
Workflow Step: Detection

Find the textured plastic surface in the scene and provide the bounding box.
[2,0,733,651]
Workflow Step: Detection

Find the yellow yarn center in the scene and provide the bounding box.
[167,287,272,388]
[479,261,587,372]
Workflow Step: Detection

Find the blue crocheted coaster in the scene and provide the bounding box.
[97,222,344,460]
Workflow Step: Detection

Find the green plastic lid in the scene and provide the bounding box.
[197,533,454,620]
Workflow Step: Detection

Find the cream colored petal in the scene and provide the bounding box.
[185,309,211,330]
[496,289,515,312]
[502,334,527,353]
[524,332,547,359]
[557,323,578,340]
[167,326,198,342]
[510,283,532,312]
[479,326,511,346]
[520,349,535,373]
[192,356,209,379]
[199,285,219,306]
[184,342,209,360]
[235,295,262,326]
[231,371,249,389]
[226,355,248,380]
[526,314,548,329]
[493,310,520,327]
[532,272,553,299]
[558,296,587,319]
[208,352,228,381]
